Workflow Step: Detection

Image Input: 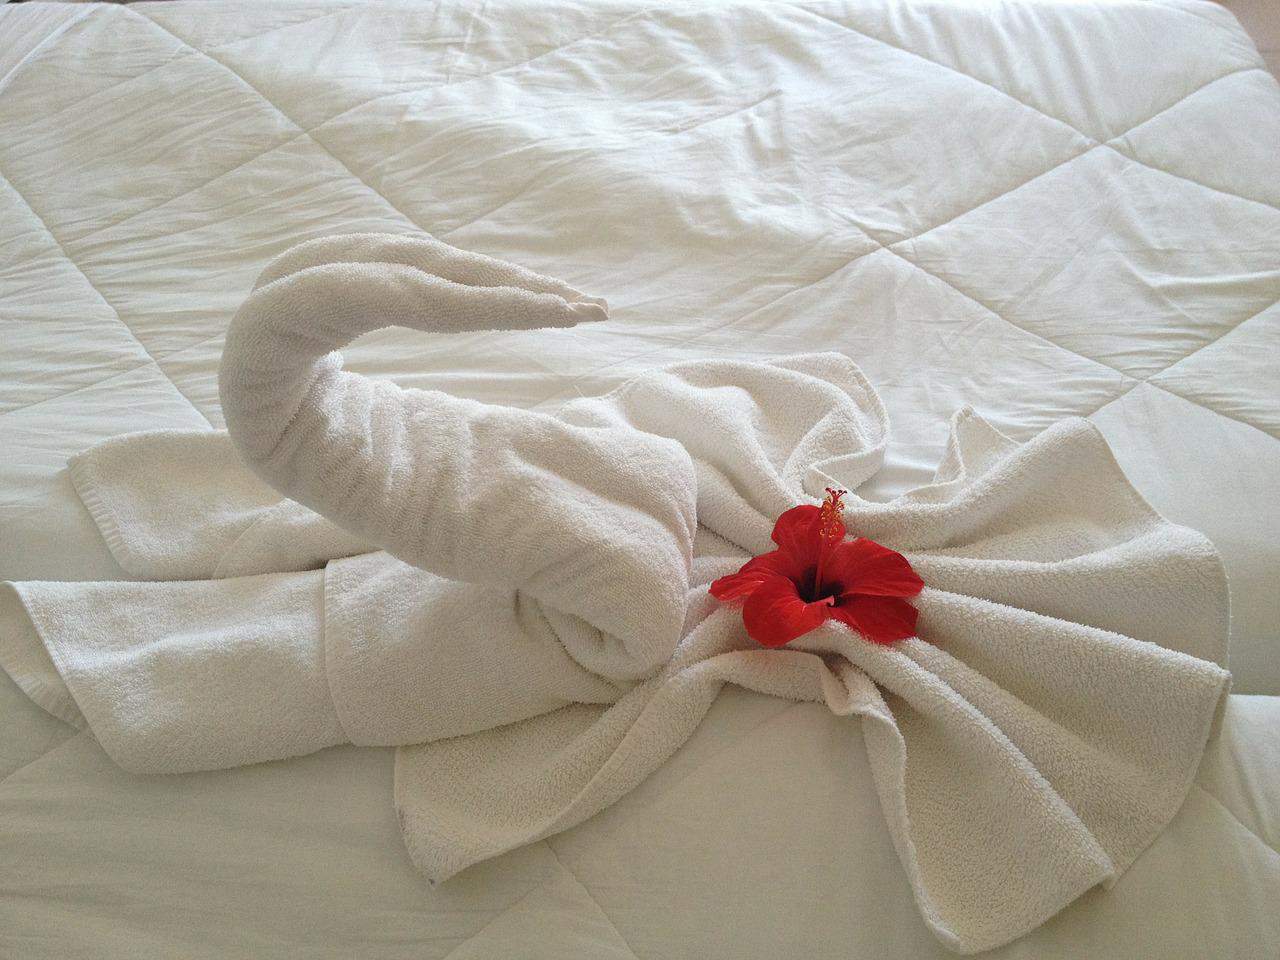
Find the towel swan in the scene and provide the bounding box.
[219,233,697,681]
[1,233,1232,954]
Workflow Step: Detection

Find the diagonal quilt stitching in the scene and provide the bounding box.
[128,0,1265,374]
[443,1,488,88]
[0,313,251,423]
[114,3,1275,439]
[867,147,1093,247]
[630,223,1135,397]
[135,0,1270,238]
[893,237,1280,427]
[0,360,155,422]
[1191,782,1280,862]
[133,0,1262,269]
[776,238,1280,441]
[277,6,661,146]
[880,245,1137,381]
[300,26,1265,250]
[541,839,646,960]
[2,4,1100,440]
[204,5,363,56]
[551,168,1274,413]
[68,129,309,247]
[1047,108,1279,216]
[797,3,1260,140]
[612,699,809,810]
[896,205,1280,398]
[543,144,1147,395]
[131,9,420,235]
[0,729,83,793]
[431,847,640,960]
[797,5,1275,216]
[793,3,1116,140]
[1097,59,1270,135]
[1150,295,1280,379]
[1078,379,1146,424]
[1079,377,1280,449]
[1105,138,1280,215]
[854,63,1264,250]
[128,4,658,246]
[436,160,583,239]
[3,8,201,132]
[479,706,820,959]
[434,868,549,960]
[794,4,1113,139]
[534,237,1129,413]
[0,4,94,96]
[150,327,238,362]
[0,170,214,429]
[614,49,1259,380]
[1145,380,1280,443]
[696,59,1267,360]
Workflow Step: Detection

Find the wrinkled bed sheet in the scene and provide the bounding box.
[1,1,1277,957]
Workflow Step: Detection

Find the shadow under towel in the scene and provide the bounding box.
[0,234,1230,955]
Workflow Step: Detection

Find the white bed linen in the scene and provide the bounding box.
[1,1,1278,956]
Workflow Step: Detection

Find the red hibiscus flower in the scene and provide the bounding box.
[710,488,923,648]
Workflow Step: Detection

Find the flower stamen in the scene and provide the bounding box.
[814,487,847,592]
[708,494,922,648]
[819,487,847,542]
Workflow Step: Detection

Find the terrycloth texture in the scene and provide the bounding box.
[219,232,697,680]
[68,431,368,580]
[0,235,1232,955]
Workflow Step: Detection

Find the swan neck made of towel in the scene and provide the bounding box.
[218,233,698,679]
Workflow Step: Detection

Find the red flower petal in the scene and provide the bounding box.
[741,575,831,648]
[746,547,809,583]
[825,538,923,598]
[708,571,760,602]
[829,595,919,644]
[770,504,832,563]
[709,550,799,602]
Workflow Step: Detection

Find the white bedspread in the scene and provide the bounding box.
[1,1,1278,957]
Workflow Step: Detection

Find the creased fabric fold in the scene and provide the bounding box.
[0,234,1230,955]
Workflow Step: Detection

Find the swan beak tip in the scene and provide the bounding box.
[569,300,609,325]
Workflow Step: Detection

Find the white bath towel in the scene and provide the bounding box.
[0,234,1231,954]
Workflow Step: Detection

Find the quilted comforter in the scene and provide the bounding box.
[1,1,1278,957]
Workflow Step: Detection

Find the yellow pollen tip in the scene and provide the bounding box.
[819,487,847,540]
